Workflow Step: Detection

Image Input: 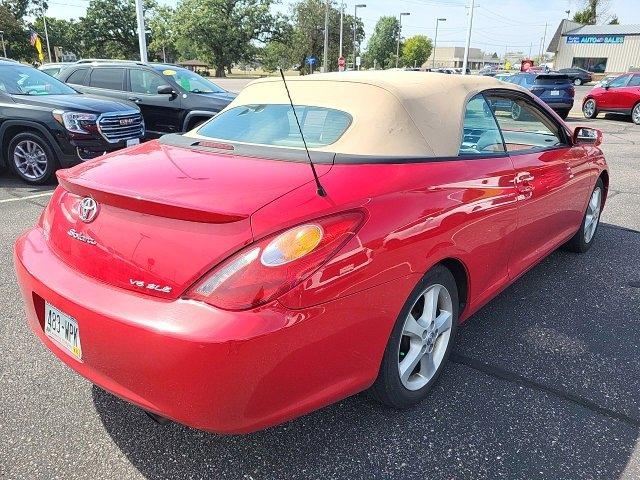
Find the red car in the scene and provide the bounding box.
[15,72,608,434]
[583,72,640,124]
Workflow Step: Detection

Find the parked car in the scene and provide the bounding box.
[0,60,144,184]
[38,62,75,78]
[506,73,574,119]
[582,72,640,124]
[14,72,608,434]
[558,67,593,86]
[57,61,236,137]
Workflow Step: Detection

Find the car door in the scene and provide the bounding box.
[456,94,518,301]
[485,91,593,278]
[84,67,129,103]
[616,74,640,112]
[599,74,631,110]
[128,68,183,137]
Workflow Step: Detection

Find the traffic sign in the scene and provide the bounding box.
[306,56,317,66]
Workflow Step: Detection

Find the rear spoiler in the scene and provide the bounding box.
[56,172,248,224]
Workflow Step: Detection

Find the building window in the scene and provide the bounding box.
[571,57,608,73]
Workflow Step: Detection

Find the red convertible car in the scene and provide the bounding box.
[583,72,640,124]
[15,72,608,434]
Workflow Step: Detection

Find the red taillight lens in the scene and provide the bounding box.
[186,211,365,310]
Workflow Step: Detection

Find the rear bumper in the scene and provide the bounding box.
[14,227,417,434]
[541,100,574,110]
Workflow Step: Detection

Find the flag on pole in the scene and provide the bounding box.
[29,30,44,61]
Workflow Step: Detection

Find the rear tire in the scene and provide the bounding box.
[8,131,57,185]
[563,178,604,253]
[370,265,459,409]
[511,102,522,120]
[632,103,640,125]
[557,109,570,120]
[583,98,598,119]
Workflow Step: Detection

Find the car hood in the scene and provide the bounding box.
[190,91,237,103]
[11,93,138,113]
[47,139,331,299]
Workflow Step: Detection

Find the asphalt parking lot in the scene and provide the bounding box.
[1,97,639,479]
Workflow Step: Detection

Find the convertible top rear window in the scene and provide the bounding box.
[196,104,352,148]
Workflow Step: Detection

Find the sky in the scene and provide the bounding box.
[44,0,640,57]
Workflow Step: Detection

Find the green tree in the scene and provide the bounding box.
[0,4,31,60]
[172,0,281,77]
[572,0,617,25]
[401,35,432,68]
[284,0,363,74]
[80,0,157,59]
[32,17,84,60]
[365,16,399,69]
[148,6,176,62]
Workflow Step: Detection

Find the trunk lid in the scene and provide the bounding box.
[47,139,331,299]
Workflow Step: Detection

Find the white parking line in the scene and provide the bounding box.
[0,191,54,204]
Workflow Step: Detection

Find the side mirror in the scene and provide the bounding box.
[573,127,603,147]
[157,85,176,95]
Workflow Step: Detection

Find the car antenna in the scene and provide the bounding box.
[279,68,327,197]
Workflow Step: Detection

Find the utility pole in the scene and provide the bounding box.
[433,18,446,68]
[135,0,148,62]
[395,12,410,68]
[42,14,52,62]
[353,4,366,70]
[462,0,475,74]
[540,22,548,64]
[323,0,329,72]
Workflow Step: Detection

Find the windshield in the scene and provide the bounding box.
[0,65,77,95]
[158,67,226,94]
[196,104,352,148]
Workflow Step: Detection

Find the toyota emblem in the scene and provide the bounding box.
[78,197,99,223]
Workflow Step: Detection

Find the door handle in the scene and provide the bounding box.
[128,97,142,102]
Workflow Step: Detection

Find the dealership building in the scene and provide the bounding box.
[548,20,640,73]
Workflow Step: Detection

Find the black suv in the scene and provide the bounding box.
[558,68,593,86]
[0,60,144,184]
[58,61,236,137]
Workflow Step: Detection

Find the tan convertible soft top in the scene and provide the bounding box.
[189,71,529,157]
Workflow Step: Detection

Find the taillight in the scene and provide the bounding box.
[568,86,575,97]
[186,211,365,310]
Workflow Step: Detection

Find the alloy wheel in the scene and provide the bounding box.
[584,186,602,243]
[398,283,453,391]
[633,104,640,125]
[511,103,522,120]
[13,139,48,180]
[574,78,582,86]
[583,100,596,118]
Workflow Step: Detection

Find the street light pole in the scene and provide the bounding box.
[462,0,475,74]
[353,4,366,70]
[395,12,410,68]
[432,18,446,68]
[323,0,329,72]
[42,13,52,62]
[135,0,148,62]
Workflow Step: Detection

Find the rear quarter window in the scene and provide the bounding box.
[196,104,352,148]
[66,68,88,85]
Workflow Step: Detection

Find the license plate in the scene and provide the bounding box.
[126,138,140,147]
[44,302,82,360]
[550,90,560,96]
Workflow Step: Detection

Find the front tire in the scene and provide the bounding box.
[574,78,583,86]
[583,98,598,119]
[8,132,57,184]
[370,265,459,409]
[564,178,604,253]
